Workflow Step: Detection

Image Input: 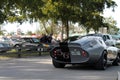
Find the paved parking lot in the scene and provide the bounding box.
[0,55,119,80]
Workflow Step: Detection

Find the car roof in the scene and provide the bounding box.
[72,36,102,45]
[86,33,110,36]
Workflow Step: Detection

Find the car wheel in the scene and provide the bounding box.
[14,45,21,52]
[52,59,65,68]
[112,53,120,66]
[95,51,107,70]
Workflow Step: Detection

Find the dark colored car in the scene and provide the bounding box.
[21,37,51,52]
[0,42,13,52]
[50,36,120,70]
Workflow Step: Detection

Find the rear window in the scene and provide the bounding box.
[73,37,92,46]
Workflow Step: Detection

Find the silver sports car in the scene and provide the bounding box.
[50,36,120,70]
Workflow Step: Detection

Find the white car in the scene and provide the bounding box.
[86,33,116,46]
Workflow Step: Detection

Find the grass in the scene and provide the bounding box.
[0,49,50,60]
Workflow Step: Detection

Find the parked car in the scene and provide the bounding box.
[0,36,23,48]
[0,42,13,52]
[21,37,40,43]
[14,39,40,51]
[21,37,50,52]
[86,33,116,46]
[9,38,24,48]
[50,36,120,70]
[0,36,42,54]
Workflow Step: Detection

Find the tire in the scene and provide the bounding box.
[95,51,107,70]
[112,53,120,66]
[52,59,65,68]
[14,45,21,52]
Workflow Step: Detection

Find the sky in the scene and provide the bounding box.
[103,0,120,27]
[2,22,39,33]
[2,0,120,33]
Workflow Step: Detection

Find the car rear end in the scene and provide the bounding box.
[50,42,89,64]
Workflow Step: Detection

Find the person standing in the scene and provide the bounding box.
[40,34,47,43]
[47,33,53,43]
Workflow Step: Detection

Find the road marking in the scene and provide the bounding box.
[118,72,120,80]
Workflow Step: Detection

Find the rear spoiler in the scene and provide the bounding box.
[50,42,81,52]
[59,42,81,47]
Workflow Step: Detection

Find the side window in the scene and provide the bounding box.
[103,35,106,41]
[106,35,110,40]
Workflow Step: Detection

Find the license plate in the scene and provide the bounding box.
[70,49,81,55]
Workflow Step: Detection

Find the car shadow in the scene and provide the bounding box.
[64,64,113,71]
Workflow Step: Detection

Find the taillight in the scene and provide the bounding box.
[53,50,57,56]
[81,50,87,57]
[53,49,61,56]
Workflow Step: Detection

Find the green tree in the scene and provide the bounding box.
[103,17,119,34]
[0,0,117,39]
[41,0,117,38]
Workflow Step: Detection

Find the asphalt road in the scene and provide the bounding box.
[0,55,120,80]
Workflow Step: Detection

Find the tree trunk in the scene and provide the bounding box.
[86,27,89,34]
[65,20,69,39]
[51,21,54,34]
[61,22,64,42]
[42,21,49,34]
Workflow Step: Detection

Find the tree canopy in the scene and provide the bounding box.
[0,0,117,38]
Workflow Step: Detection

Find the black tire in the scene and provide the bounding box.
[112,53,120,66]
[95,51,107,70]
[52,59,65,68]
[14,45,21,52]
